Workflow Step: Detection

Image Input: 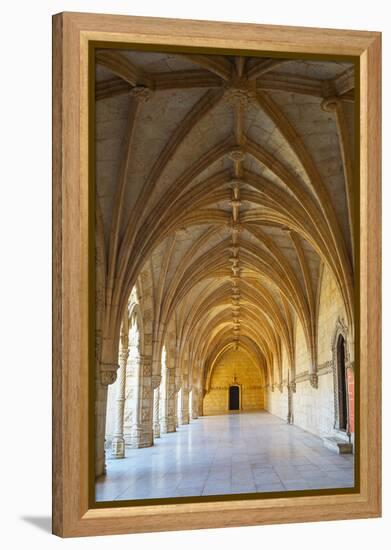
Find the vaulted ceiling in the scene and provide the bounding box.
[95,49,355,388]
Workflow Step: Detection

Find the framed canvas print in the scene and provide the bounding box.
[52,12,381,537]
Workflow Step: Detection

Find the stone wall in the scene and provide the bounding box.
[266,264,353,439]
[317,265,350,363]
[203,348,264,415]
[265,386,287,420]
[295,318,310,374]
[291,374,334,436]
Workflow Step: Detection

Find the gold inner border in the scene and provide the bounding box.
[87,41,361,510]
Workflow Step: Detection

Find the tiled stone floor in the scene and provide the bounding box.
[96,411,354,501]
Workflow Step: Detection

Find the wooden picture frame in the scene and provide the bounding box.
[52,11,381,538]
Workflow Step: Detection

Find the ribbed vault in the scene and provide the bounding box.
[95,50,354,406]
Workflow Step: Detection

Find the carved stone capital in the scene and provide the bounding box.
[118,348,129,365]
[140,356,153,377]
[309,373,319,389]
[151,375,162,390]
[289,381,296,393]
[100,363,119,386]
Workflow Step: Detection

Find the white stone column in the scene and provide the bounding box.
[111,342,129,457]
[189,390,193,419]
[153,381,161,438]
[176,388,182,427]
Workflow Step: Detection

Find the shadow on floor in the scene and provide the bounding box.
[21,516,52,534]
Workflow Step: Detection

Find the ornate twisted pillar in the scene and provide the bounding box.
[152,375,161,438]
[123,350,140,446]
[111,341,129,458]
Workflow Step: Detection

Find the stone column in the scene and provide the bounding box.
[95,330,106,477]
[159,359,168,432]
[175,388,182,427]
[191,388,199,419]
[179,354,190,424]
[123,351,141,447]
[189,389,194,419]
[287,380,296,425]
[160,355,177,433]
[180,387,190,425]
[134,355,154,448]
[95,331,119,476]
[152,377,161,439]
[95,377,109,476]
[111,342,129,457]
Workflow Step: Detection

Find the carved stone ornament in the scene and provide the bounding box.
[228,148,245,162]
[141,409,150,421]
[151,375,162,390]
[100,363,119,386]
[142,361,152,377]
[309,373,319,389]
[223,77,257,107]
[130,85,151,102]
[118,348,129,364]
[289,381,297,393]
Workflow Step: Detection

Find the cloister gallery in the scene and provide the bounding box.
[94,49,356,501]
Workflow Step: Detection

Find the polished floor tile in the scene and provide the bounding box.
[96,411,354,501]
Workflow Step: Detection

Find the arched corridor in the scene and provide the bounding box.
[94,49,356,500]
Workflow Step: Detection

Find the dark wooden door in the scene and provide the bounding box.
[229,385,240,410]
[337,335,348,430]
